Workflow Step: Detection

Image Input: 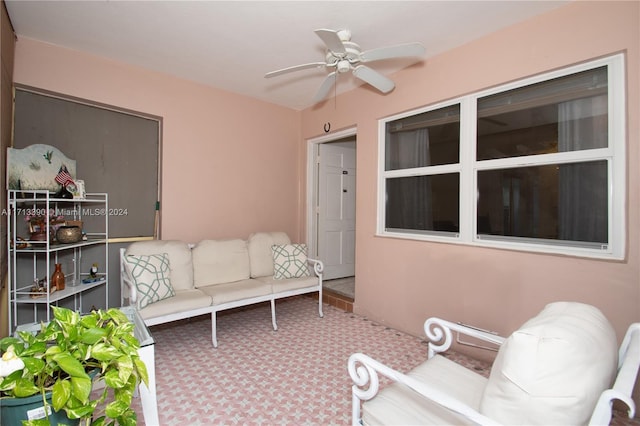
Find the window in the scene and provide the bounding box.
[384,104,460,234]
[379,55,625,258]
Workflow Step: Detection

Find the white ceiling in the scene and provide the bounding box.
[5,1,569,111]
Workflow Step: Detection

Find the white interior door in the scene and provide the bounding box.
[318,142,356,280]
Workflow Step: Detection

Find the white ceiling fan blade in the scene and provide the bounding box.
[352,65,395,93]
[315,29,346,54]
[265,62,327,78]
[360,42,426,63]
[313,71,337,103]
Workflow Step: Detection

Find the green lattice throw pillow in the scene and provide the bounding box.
[271,244,311,280]
[124,253,175,309]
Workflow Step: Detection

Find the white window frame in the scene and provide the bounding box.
[377,54,626,259]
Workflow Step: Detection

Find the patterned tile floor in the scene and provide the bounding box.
[122,296,638,426]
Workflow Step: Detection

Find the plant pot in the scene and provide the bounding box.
[29,230,48,241]
[1,392,79,425]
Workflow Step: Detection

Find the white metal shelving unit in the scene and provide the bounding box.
[7,189,109,332]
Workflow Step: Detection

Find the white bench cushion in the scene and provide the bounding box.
[255,274,319,293]
[126,240,193,292]
[136,289,212,320]
[192,239,250,287]
[480,301,618,425]
[363,355,487,425]
[248,232,290,278]
[199,279,272,305]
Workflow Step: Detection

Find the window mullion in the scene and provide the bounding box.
[382,164,460,179]
[476,148,613,171]
[609,54,626,259]
[459,98,476,243]
[377,120,387,235]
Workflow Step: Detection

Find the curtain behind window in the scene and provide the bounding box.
[558,96,608,243]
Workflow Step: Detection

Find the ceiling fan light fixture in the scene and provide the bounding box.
[337,60,351,73]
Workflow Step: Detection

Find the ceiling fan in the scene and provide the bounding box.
[265,29,426,103]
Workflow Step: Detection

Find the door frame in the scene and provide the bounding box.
[306,126,357,259]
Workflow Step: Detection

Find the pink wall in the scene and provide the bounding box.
[301,1,639,353]
[13,38,302,244]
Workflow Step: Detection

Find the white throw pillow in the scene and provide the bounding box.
[124,253,176,309]
[480,301,618,425]
[271,244,310,279]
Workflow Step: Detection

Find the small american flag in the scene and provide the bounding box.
[55,165,74,186]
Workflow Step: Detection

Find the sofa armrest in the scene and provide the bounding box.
[589,323,640,425]
[424,317,505,359]
[348,352,499,426]
[119,247,137,305]
[306,257,324,278]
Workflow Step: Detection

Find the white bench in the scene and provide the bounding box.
[120,232,324,347]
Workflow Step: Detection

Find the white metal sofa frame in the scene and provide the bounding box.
[349,318,640,425]
[119,246,324,347]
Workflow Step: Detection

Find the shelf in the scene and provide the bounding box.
[7,189,109,331]
[9,191,107,204]
[14,279,107,304]
[12,237,108,253]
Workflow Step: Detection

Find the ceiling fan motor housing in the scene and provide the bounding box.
[326,41,362,72]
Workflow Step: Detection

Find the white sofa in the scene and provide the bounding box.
[349,301,640,425]
[120,232,324,347]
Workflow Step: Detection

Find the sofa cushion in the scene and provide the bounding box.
[248,232,291,278]
[126,240,193,292]
[199,279,272,305]
[272,244,310,279]
[363,355,486,425]
[192,239,250,287]
[123,253,175,309]
[137,289,213,321]
[256,274,319,293]
[479,301,618,425]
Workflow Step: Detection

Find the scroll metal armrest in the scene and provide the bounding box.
[121,273,137,304]
[348,353,500,426]
[589,323,640,425]
[307,257,324,278]
[424,317,506,358]
[119,248,137,305]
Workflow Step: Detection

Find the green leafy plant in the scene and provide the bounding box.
[0,306,149,425]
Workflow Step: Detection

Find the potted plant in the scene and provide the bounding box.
[0,306,149,425]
